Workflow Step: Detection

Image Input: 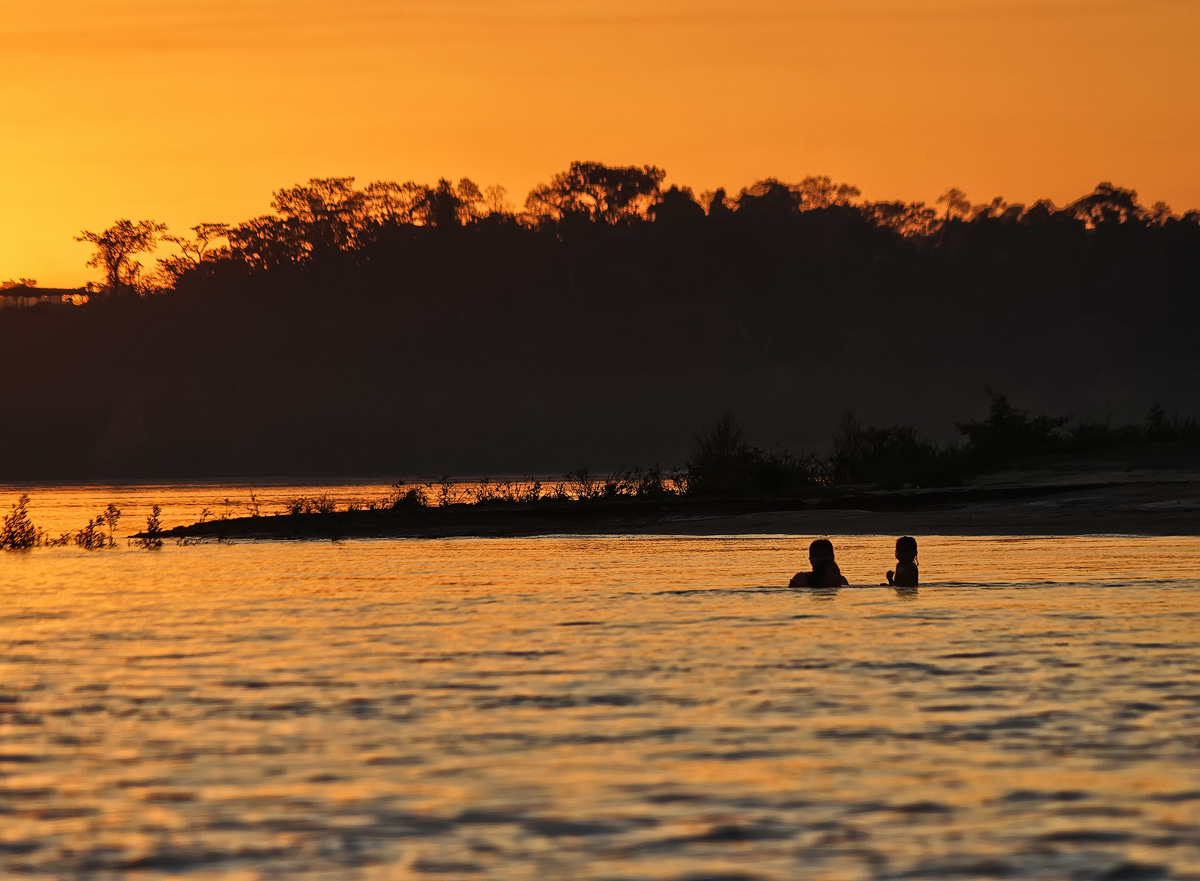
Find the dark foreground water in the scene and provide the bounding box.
[2,487,1199,880]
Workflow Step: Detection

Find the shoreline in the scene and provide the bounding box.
[154,469,1200,540]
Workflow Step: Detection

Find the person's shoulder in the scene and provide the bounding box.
[789,572,810,587]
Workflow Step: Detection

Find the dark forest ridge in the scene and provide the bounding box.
[1,163,1197,482]
[6,162,1197,299]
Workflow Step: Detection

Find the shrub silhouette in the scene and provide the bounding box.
[135,505,164,549]
[830,412,967,488]
[957,394,1068,469]
[685,412,823,496]
[1,494,38,550]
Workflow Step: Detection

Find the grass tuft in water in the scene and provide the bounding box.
[1,493,38,550]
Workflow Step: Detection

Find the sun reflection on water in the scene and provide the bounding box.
[1,490,1199,878]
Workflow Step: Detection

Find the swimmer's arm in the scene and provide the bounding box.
[788,572,809,587]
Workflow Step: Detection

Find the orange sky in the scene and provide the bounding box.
[3,0,1198,287]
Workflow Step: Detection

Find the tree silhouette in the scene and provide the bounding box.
[735,176,860,218]
[76,219,168,295]
[701,188,734,219]
[454,178,486,224]
[270,177,366,253]
[1145,201,1175,226]
[482,184,510,216]
[794,175,860,209]
[1067,182,1143,228]
[861,200,937,236]
[736,179,801,218]
[650,185,705,225]
[363,181,427,225]
[227,214,309,270]
[525,161,665,224]
[164,223,230,266]
[415,178,465,228]
[936,188,972,221]
[970,196,1009,220]
[956,394,1068,467]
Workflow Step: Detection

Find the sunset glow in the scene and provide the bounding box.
[2,0,1198,287]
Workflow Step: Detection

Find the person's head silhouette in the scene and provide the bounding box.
[887,536,919,587]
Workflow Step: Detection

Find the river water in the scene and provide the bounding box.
[2,485,1199,880]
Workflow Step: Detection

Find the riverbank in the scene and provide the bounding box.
[156,454,1200,539]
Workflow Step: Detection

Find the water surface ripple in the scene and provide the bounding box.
[2,534,1199,880]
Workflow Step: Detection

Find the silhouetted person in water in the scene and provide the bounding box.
[789,539,849,587]
[886,536,919,587]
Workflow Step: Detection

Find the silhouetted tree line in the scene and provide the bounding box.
[675,395,1200,495]
[58,163,1199,299]
[827,395,1200,489]
[1,162,1197,480]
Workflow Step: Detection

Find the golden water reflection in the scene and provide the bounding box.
[1,528,1199,878]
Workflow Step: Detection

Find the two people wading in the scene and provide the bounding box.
[788,536,919,588]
